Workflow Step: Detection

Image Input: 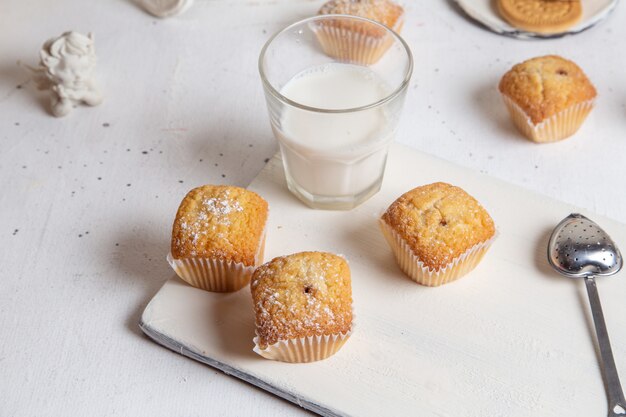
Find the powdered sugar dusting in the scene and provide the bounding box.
[203,194,243,223]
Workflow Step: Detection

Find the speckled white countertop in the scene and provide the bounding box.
[1,1,625,416]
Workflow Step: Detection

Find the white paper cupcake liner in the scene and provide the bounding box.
[379,219,497,287]
[501,94,594,143]
[312,18,403,65]
[167,230,266,293]
[167,254,257,292]
[253,311,355,363]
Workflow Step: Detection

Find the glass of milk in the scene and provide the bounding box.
[259,15,413,210]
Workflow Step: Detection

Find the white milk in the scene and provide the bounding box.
[276,63,394,199]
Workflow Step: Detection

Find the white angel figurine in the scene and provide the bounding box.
[28,31,102,117]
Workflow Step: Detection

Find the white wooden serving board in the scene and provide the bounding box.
[140,143,626,417]
[453,0,617,39]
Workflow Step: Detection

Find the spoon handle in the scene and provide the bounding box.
[585,276,626,415]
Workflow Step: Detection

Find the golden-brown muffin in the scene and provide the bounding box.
[380,182,496,286]
[498,55,596,143]
[499,55,596,124]
[251,252,353,362]
[171,185,268,265]
[169,185,268,292]
[497,0,582,35]
[315,0,404,65]
[319,0,405,33]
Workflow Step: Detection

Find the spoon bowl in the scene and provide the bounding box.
[548,213,622,278]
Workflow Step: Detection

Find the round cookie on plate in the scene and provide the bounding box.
[499,55,596,143]
[380,182,496,287]
[251,251,353,363]
[497,0,582,34]
[169,184,268,292]
[315,0,405,65]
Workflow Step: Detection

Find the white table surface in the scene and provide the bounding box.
[1,1,625,416]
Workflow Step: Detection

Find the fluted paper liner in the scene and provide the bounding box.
[253,312,354,363]
[312,19,404,65]
[167,231,266,293]
[379,219,496,287]
[501,94,594,143]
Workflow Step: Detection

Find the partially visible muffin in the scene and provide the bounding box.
[499,55,596,143]
[319,0,405,31]
[497,0,582,35]
[380,182,496,286]
[169,185,268,292]
[315,0,405,65]
[251,251,353,362]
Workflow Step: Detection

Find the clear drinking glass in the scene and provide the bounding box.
[259,15,413,210]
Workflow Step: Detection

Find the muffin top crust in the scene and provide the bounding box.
[319,0,404,30]
[171,185,268,265]
[499,55,596,124]
[251,252,353,348]
[381,182,495,270]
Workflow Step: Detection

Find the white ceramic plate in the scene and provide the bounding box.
[453,0,618,39]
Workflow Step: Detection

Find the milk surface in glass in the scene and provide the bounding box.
[276,63,394,198]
